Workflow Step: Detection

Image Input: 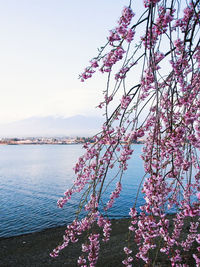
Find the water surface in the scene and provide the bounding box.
[0,144,145,237]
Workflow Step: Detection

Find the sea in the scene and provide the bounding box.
[0,144,145,238]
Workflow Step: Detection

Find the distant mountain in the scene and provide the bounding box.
[0,115,105,137]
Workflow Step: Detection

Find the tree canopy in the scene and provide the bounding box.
[51,1,200,266]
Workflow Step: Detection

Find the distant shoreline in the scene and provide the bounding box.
[0,143,83,145]
[0,143,145,145]
[0,140,145,145]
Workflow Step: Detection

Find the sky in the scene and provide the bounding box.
[0,0,144,124]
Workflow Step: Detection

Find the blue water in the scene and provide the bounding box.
[0,144,145,238]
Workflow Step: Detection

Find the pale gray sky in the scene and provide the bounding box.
[0,0,143,124]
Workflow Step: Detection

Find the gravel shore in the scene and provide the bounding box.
[0,216,198,267]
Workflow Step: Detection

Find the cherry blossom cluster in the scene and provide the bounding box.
[80,6,135,82]
[105,182,122,210]
[80,233,100,267]
[173,3,199,33]
[141,6,174,48]
[96,215,112,242]
[108,6,135,45]
[120,95,132,109]
[100,47,125,73]
[128,208,138,232]
[122,247,133,266]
